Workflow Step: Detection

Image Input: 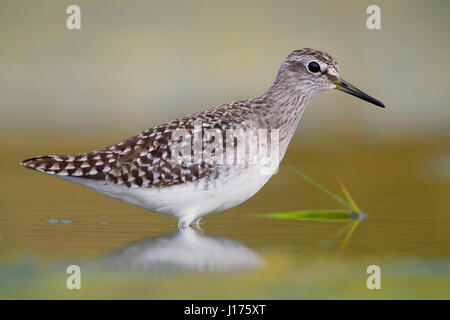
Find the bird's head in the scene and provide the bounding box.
[276,48,384,108]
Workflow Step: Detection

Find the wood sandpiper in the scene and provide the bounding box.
[21,48,384,227]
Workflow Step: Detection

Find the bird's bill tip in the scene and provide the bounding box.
[334,79,385,108]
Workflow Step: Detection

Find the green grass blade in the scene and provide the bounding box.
[290,166,353,210]
[335,176,361,212]
[262,209,360,222]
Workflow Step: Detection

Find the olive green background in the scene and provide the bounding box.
[1,0,449,299]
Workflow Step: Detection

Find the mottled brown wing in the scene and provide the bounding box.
[21,101,253,188]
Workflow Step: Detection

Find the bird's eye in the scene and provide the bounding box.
[307,61,321,73]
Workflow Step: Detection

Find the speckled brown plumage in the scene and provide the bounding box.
[21,48,339,190]
[20,48,386,226]
[21,100,256,188]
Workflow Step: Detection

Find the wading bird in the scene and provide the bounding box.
[21,48,384,227]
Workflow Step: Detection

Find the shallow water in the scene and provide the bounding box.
[1,135,450,299]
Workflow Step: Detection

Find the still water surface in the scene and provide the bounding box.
[1,136,449,299]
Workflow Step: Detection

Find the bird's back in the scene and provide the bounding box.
[21,99,258,189]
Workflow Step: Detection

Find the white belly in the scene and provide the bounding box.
[61,164,273,225]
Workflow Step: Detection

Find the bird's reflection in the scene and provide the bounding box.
[92,226,264,273]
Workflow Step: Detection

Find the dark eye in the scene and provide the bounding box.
[307,61,321,73]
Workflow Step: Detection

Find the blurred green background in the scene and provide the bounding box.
[1,0,449,299]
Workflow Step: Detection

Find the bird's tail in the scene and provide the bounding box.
[21,155,61,174]
[20,152,112,180]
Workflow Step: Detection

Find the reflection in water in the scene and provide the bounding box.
[284,167,367,251]
[337,218,363,251]
[91,227,264,273]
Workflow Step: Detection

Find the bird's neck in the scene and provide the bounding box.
[252,75,312,159]
[262,71,312,119]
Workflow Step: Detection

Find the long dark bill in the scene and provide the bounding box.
[334,79,385,108]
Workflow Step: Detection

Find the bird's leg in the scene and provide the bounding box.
[178,215,196,230]
[177,220,187,230]
[194,218,203,232]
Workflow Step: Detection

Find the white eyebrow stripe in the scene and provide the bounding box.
[318,61,328,73]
